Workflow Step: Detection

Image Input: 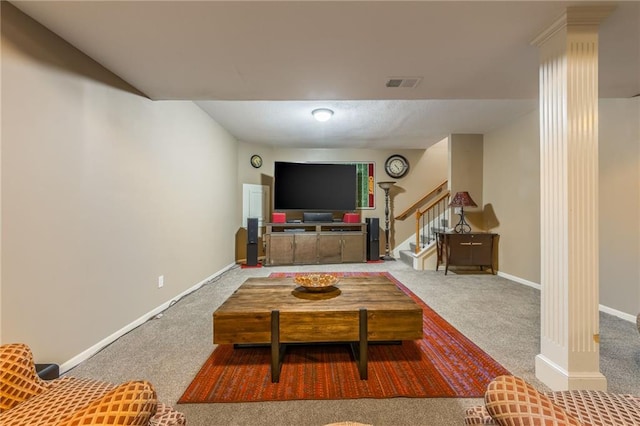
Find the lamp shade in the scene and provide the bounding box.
[449,191,477,207]
[377,181,396,190]
[312,108,334,122]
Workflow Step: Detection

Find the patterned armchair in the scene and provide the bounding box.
[465,375,640,425]
[0,343,185,425]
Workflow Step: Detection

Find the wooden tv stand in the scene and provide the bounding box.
[264,222,366,265]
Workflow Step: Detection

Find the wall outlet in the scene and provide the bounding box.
[158,275,164,288]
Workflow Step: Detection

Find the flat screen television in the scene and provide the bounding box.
[274,162,357,211]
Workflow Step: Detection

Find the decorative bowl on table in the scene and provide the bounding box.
[294,274,339,292]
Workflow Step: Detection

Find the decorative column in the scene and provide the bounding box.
[531,6,613,391]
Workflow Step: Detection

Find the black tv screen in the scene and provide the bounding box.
[274,162,357,211]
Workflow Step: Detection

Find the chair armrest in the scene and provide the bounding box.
[58,380,157,426]
[1,343,51,411]
[149,403,187,426]
[464,405,497,424]
[484,375,583,426]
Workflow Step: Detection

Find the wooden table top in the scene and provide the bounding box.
[214,275,420,314]
[213,275,424,344]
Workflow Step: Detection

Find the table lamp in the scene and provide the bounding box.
[449,191,477,233]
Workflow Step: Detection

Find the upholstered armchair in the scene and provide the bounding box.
[465,375,640,425]
[0,343,185,425]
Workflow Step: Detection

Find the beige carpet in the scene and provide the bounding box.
[66,261,640,425]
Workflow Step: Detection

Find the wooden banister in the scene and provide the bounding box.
[387,179,450,256]
[418,190,451,216]
[395,180,448,220]
[413,189,451,254]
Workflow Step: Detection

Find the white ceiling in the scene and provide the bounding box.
[11,1,640,149]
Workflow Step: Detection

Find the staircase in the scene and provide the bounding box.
[399,236,436,268]
[394,180,450,270]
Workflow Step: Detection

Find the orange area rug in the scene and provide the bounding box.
[178,272,509,403]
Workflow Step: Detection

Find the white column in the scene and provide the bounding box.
[531,6,613,391]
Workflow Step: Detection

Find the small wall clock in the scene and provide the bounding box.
[250,154,263,169]
[384,154,410,178]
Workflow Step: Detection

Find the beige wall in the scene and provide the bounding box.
[483,111,541,283]
[236,141,449,252]
[483,100,639,316]
[449,134,484,231]
[598,98,640,315]
[1,4,239,364]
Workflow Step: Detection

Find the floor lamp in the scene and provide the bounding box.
[378,181,396,260]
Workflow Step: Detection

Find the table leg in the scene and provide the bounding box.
[273,309,368,382]
[444,236,450,275]
[271,310,282,383]
[358,308,368,380]
[436,233,443,271]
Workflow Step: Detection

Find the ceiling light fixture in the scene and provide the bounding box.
[312,108,334,122]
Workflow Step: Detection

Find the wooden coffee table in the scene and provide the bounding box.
[213,275,423,382]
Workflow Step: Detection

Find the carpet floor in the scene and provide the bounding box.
[178,272,509,403]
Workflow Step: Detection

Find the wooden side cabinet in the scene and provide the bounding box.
[436,232,498,275]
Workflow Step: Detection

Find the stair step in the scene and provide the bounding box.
[399,250,414,267]
[410,239,435,253]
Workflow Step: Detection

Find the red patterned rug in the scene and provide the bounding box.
[178,272,509,403]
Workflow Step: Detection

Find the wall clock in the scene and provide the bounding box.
[384,154,410,178]
[250,154,263,169]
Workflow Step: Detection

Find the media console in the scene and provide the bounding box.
[264,222,367,265]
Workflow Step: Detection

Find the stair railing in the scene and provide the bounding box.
[414,191,450,253]
[393,180,450,255]
[395,180,448,221]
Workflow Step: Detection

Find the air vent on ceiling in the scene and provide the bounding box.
[385,77,423,89]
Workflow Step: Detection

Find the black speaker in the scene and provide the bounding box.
[247,218,259,266]
[246,244,258,267]
[247,218,259,244]
[365,217,380,260]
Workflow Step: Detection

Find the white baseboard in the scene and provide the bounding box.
[535,354,607,391]
[599,304,637,323]
[497,271,637,324]
[497,271,541,290]
[59,262,236,374]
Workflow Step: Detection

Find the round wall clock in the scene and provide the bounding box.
[250,154,263,169]
[384,154,410,178]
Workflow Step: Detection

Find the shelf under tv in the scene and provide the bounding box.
[264,222,366,265]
